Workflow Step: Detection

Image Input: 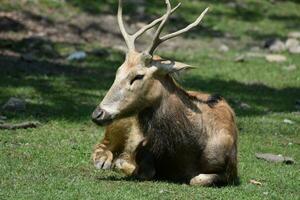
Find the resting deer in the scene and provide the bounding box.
[92,0,238,186]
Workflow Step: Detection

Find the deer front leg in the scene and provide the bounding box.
[114,122,144,175]
[92,122,128,169]
[92,141,115,170]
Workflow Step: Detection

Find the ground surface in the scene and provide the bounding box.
[0,0,299,199]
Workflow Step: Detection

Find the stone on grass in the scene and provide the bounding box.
[285,38,299,49]
[255,153,295,164]
[67,51,87,61]
[288,31,300,39]
[265,54,287,62]
[234,55,245,62]
[0,115,7,120]
[269,39,286,52]
[283,119,294,124]
[219,44,229,52]
[289,46,300,54]
[239,102,251,110]
[2,97,26,112]
[264,39,285,52]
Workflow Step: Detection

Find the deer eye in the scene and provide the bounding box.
[130,74,144,85]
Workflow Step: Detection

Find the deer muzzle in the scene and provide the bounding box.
[91,107,113,126]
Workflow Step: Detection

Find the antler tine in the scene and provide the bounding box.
[118,0,135,50]
[147,0,173,55]
[133,3,181,40]
[147,7,209,55]
[160,7,209,43]
[118,0,180,52]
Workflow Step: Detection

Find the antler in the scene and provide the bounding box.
[117,0,181,52]
[146,2,209,55]
[118,0,209,55]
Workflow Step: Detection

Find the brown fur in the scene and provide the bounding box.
[91,0,236,186]
[92,117,143,174]
[130,76,238,185]
[93,76,238,185]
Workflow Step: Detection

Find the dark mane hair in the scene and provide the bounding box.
[137,75,206,158]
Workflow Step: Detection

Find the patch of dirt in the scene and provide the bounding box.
[0,8,232,56]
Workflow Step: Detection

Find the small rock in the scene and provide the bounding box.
[219,44,229,52]
[265,54,287,62]
[232,100,251,110]
[285,38,299,49]
[263,192,269,195]
[289,46,300,54]
[282,65,297,71]
[0,115,7,120]
[239,102,251,110]
[234,55,245,62]
[2,97,26,112]
[255,153,295,164]
[269,39,286,52]
[283,119,294,124]
[288,31,300,39]
[67,51,87,61]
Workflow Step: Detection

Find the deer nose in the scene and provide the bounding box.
[91,107,111,125]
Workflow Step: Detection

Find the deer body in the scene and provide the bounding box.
[92,0,238,186]
[133,76,237,184]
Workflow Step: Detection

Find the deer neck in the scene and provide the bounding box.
[137,75,202,156]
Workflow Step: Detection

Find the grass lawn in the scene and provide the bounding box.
[0,0,299,199]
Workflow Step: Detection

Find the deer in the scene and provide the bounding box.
[91,0,238,186]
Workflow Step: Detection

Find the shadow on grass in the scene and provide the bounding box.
[0,40,121,122]
[0,36,299,122]
[96,174,241,187]
[0,50,299,122]
[268,14,300,29]
[184,75,300,117]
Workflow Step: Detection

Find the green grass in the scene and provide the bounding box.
[0,0,300,199]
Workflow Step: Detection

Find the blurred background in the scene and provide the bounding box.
[0,0,299,199]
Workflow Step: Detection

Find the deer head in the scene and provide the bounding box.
[92,0,208,125]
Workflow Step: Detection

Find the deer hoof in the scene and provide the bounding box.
[93,149,113,170]
[114,158,136,175]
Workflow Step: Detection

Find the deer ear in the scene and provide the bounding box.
[151,59,193,74]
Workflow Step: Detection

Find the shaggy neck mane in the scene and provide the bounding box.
[138,75,204,157]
